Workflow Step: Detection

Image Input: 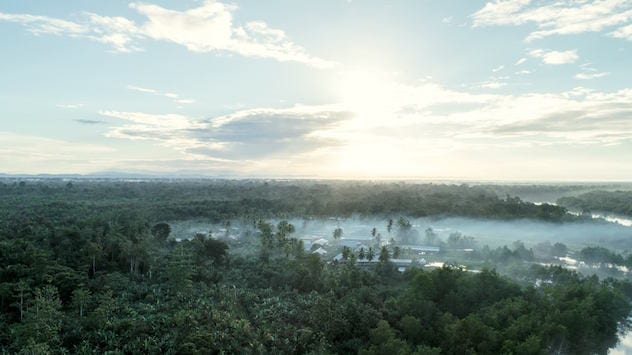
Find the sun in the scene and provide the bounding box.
[335,67,397,120]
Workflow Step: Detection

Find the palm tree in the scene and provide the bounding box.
[379,246,390,262]
[342,246,351,260]
[367,247,375,261]
[333,227,343,240]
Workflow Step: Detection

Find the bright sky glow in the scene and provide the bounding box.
[1,0,631,180]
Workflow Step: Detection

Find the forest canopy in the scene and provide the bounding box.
[0,179,630,354]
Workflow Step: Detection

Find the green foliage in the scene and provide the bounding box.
[333,227,343,240]
[0,180,628,354]
[558,190,632,216]
[580,246,625,265]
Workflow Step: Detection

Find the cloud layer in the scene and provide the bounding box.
[101,106,352,161]
[0,1,334,68]
[97,74,632,177]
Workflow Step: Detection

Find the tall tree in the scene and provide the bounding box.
[367,247,375,262]
[333,227,343,240]
[72,287,90,317]
[379,246,390,263]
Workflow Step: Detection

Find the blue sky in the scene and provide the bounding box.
[1,0,631,180]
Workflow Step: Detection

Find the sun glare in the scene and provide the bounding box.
[336,68,397,119]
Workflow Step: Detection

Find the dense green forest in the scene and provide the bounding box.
[0,179,572,223]
[558,190,632,217]
[1,179,631,354]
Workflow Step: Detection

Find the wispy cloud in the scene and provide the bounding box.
[127,85,195,105]
[491,65,504,73]
[74,119,105,124]
[472,0,632,42]
[0,13,87,35]
[0,1,335,68]
[575,70,610,80]
[528,49,578,65]
[57,103,84,109]
[610,23,632,40]
[480,81,506,89]
[471,0,632,40]
[515,57,527,66]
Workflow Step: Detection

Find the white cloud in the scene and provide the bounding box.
[127,85,156,94]
[528,49,578,65]
[575,71,610,80]
[515,70,531,75]
[480,81,507,89]
[573,72,608,80]
[127,85,196,104]
[0,13,87,35]
[442,16,453,24]
[610,24,632,40]
[472,0,632,41]
[515,57,527,66]
[0,1,334,68]
[57,103,84,109]
[574,63,610,80]
[492,65,505,72]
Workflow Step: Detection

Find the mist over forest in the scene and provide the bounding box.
[2,178,632,354]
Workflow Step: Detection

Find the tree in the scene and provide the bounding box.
[333,227,343,240]
[167,244,193,297]
[359,247,366,260]
[14,280,30,321]
[393,246,401,259]
[276,221,295,247]
[367,247,375,262]
[258,220,274,261]
[397,217,412,232]
[379,246,390,263]
[84,241,102,276]
[151,222,171,242]
[191,235,229,267]
[342,246,351,260]
[72,288,90,317]
[424,228,438,246]
[387,219,393,234]
[15,286,63,350]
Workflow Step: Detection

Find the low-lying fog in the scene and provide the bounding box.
[168,213,632,354]
[171,215,632,251]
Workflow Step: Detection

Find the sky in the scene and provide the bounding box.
[0,0,631,181]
